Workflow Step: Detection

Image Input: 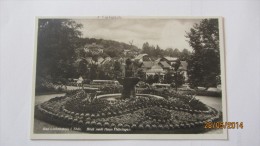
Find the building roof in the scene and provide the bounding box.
[135,54,148,60]
[146,65,165,74]
[97,57,104,64]
[124,49,131,52]
[85,57,93,64]
[105,56,111,60]
[101,59,109,65]
[155,58,161,62]
[141,61,154,69]
[159,61,171,69]
[153,58,161,64]
[151,65,163,70]
[101,57,112,64]
[163,56,178,62]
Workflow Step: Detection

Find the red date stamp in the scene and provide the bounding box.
[204,122,244,129]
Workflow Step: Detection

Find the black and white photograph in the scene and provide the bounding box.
[31,17,227,139]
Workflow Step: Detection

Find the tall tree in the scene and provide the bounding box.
[113,61,122,79]
[186,19,220,89]
[89,64,98,80]
[36,19,82,83]
[142,42,150,55]
[172,60,185,90]
[155,45,163,57]
[164,48,174,57]
[78,58,89,78]
[172,48,181,57]
[146,75,154,85]
[136,68,146,81]
[153,74,160,83]
[179,48,191,61]
[102,61,114,79]
[164,71,174,84]
[141,42,164,58]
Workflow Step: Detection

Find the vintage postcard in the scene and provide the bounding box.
[31,16,227,139]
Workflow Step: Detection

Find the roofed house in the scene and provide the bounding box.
[146,65,165,79]
[114,57,124,64]
[85,57,93,64]
[134,54,151,62]
[160,56,178,65]
[179,61,187,71]
[84,43,104,55]
[97,57,104,65]
[101,56,112,65]
[141,61,154,71]
[154,58,161,63]
[158,61,172,70]
[123,50,131,55]
[84,47,90,52]
[124,50,139,57]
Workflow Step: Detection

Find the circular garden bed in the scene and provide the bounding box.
[35,90,222,133]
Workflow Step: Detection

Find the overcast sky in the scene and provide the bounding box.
[75,18,202,51]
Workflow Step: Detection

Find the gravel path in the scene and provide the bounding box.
[196,96,222,111]
[195,96,223,134]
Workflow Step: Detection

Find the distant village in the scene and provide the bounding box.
[77,42,188,84]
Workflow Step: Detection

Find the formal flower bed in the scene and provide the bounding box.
[35,90,222,133]
[144,107,171,121]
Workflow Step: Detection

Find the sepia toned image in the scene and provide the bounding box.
[31,17,227,139]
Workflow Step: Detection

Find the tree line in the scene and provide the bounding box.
[141,42,191,61]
